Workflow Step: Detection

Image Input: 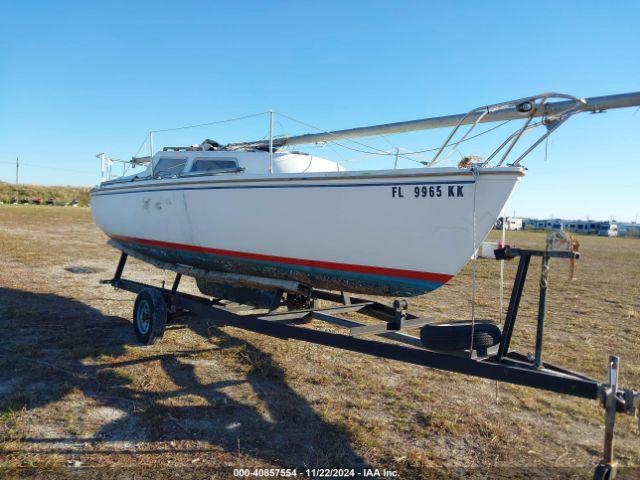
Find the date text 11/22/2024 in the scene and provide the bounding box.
[391,184,465,198]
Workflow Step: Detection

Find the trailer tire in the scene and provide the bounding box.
[420,321,501,352]
[593,463,616,480]
[133,288,167,345]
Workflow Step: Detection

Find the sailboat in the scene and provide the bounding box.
[91,92,640,297]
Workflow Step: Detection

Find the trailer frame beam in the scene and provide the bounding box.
[102,251,634,403]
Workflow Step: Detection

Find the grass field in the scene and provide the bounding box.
[0,183,91,206]
[0,205,638,479]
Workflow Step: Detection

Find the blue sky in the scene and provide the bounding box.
[1,1,638,221]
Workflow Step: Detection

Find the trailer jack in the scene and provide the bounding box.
[594,356,639,480]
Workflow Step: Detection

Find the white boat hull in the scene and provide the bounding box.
[91,167,523,296]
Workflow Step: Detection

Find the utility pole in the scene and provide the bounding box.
[15,157,19,185]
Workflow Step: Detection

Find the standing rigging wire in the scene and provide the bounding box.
[150,111,269,133]
[132,135,148,159]
[275,111,512,160]
[377,131,412,165]
[397,119,512,156]
[130,111,270,164]
[276,111,442,164]
[122,109,512,171]
[125,109,511,166]
[469,166,479,359]
[544,136,549,162]
[322,142,349,169]
[274,111,421,162]
[365,119,512,156]
[429,109,491,167]
[294,133,350,171]
[274,120,289,146]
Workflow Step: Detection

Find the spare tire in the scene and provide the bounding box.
[420,321,501,352]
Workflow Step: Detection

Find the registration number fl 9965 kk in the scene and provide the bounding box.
[391,185,464,198]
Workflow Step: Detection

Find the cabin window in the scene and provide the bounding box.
[154,157,187,177]
[190,158,239,173]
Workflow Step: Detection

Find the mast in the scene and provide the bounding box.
[228,91,640,150]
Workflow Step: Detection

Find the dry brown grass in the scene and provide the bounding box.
[0,183,90,206]
[0,205,638,479]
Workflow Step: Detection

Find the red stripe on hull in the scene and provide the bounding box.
[110,234,453,285]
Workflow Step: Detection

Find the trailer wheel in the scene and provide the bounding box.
[420,321,501,352]
[133,288,167,345]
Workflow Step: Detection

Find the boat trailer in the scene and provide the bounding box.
[103,246,639,479]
